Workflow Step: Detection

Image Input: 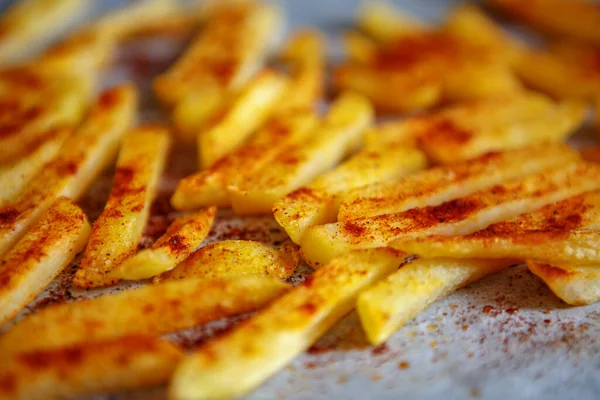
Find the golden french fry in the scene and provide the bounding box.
[357,258,514,345]
[74,125,171,288]
[171,110,318,210]
[114,207,216,280]
[0,0,88,67]
[0,336,183,400]
[0,276,290,354]
[342,31,378,65]
[274,146,427,243]
[362,120,421,150]
[0,197,90,326]
[168,248,403,400]
[302,163,600,268]
[228,92,374,215]
[528,261,600,306]
[338,143,579,221]
[172,86,226,143]
[487,0,600,45]
[357,0,429,42]
[0,71,93,164]
[0,129,69,206]
[275,29,325,114]
[197,70,288,169]
[154,1,282,106]
[393,190,600,264]
[0,84,137,259]
[157,240,300,282]
[417,94,587,164]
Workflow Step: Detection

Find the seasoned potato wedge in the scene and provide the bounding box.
[114,207,216,280]
[487,0,600,45]
[171,110,318,210]
[362,120,422,149]
[275,29,325,113]
[0,129,69,206]
[172,86,226,143]
[528,261,600,306]
[74,126,171,288]
[338,143,579,221]
[157,240,300,282]
[0,336,183,400]
[357,258,514,344]
[274,146,426,243]
[0,276,290,354]
[197,71,288,169]
[0,85,137,259]
[417,93,587,164]
[393,190,600,264]
[0,0,88,67]
[358,0,429,42]
[302,163,600,267]
[168,248,403,400]
[228,92,374,215]
[154,1,282,106]
[0,197,90,326]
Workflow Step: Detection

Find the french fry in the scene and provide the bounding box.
[172,86,226,143]
[0,336,183,400]
[417,94,587,164]
[0,0,88,67]
[154,1,282,106]
[0,129,69,206]
[274,146,427,244]
[362,120,422,150]
[228,92,374,215]
[114,207,216,280]
[302,162,600,268]
[0,197,90,326]
[342,31,377,65]
[275,29,325,114]
[0,71,93,164]
[157,240,300,282]
[528,261,600,306]
[168,248,404,400]
[74,125,171,288]
[0,84,137,259]
[357,0,430,42]
[197,70,288,169]
[171,110,318,210]
[357,258,515,345]
[487,0,600,45]
[0,276,290,354]
[393,190,600,264]
[338,143,579,221]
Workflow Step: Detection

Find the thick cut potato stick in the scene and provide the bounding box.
[168,248,404,400]
[0,336,183,400]
[172,86,226,143]
[302,163,600,268]
[0,72,92,164]
[114,207,216,280]
[171,110,318,210]
[0,276,290,354]
[275,29,325,114]
[358,0,430,42]
[417,94,587,164]
[154,1,282,106]
[357,258,514,345]
[339,143,579,221]
[197,71,288,169]
[0,197,90,326]
[488,0,600,45]
[74,126,171,288]
[0,85,137,259]
[0,129,69,206]
[228,92,374,215]
[274,146,426,244]
[528,261,600,306]
[393,190,600,264]
[0,0,88,67]
[156,240,300,282]
[362,120,422,150]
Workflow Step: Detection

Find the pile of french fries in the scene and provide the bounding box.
[1,0,600,398]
